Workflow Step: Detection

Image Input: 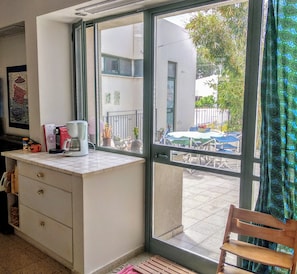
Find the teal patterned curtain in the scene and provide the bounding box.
[257,0,297,222]
[245,0,297,273]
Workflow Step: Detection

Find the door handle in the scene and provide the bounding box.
[155,153,168,159]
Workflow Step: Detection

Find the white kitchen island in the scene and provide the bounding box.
[2,150,145,274]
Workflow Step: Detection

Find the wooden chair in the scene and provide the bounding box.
[217,204,297,273]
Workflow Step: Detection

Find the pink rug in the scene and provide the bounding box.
[117,265,140,274]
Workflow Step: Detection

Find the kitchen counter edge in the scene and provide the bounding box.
[1,150,145,177]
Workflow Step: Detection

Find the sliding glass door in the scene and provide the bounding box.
[73,0,265,272]
[149,1,264,272]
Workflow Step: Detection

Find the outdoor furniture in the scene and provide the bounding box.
[189,125,211,133]
[163,131,241,170]
[159,128,171,145]
[189,126,198,131]
[208,135,241,168]
[212,135,240,153]
[165,131,223,170]
[165,130,223,147]
[217,204,297,274]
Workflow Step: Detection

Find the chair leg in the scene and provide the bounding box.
[216,249,227,273]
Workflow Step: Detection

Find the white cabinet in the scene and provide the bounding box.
[17,161,73,263]
[3,150,145,274]
[20,205,72,262]
[18,162,72,227]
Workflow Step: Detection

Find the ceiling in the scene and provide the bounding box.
[0,0,182,37]
[43,0,185,23]
[43,0,242,23]
[0,0,239,36]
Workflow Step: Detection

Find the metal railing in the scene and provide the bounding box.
[103,110,143,140]
[102,108,229,142]
[194,107,230,129]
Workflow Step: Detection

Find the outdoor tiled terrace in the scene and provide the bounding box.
[166,169,240,263]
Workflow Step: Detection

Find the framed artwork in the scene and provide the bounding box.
[6,65,29,129]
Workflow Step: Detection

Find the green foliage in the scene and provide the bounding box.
[133,127,139,139]
[217,75,244,131]
[195,95,216,108]
[186,3,248,131]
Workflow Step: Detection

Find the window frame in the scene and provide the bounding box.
[146,0,264,272]
[73,0,265,272]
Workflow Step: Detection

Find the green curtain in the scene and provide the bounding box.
[245,0,297,273]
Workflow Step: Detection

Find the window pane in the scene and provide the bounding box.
[154,2,249,163]
[119,58,132,76]
[90,14,144,153]
[103,55,119,74]
[74,23,85,120]
[153,162,239,263]
[153,1,249,263]
[134,59,143,77]
[86,26,96,143]
[168,62,176,78]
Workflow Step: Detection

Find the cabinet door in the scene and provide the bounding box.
[19,175,72,227]
[20,205,72,263]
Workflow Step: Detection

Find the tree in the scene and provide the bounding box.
[186,2,248,131]
[195,95,216,108]
[196,55,218,79]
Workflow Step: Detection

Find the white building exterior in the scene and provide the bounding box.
[95,19,196,134]
[155,19,196,132]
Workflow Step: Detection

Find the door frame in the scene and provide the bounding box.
[144,1,264,273]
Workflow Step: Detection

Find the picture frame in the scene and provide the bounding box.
[6,65,29,129]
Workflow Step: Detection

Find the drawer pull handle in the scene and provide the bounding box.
[36,172,44,178]
[37,189,44,195]
[40,221,45,227]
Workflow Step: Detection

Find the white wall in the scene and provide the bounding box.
[102,25,135,59]
[36,18,73,125]
[102,76,143,113]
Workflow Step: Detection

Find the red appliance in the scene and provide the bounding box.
[56,126,71,149]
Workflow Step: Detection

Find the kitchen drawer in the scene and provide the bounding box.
[18,162,71,192]
[20,204,72,263]
[19,175,72,227]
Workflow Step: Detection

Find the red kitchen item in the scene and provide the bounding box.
[57,126,71,149]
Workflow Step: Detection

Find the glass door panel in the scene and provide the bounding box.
[153,162,240,263]
[152,0,249,264]
[154,2,248,147]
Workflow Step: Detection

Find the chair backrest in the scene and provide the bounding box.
[213,135,239,143]
[217,204,297,273]
[159,128,170,144]
[212,135,240,152]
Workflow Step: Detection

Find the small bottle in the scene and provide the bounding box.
[22,137,29,151]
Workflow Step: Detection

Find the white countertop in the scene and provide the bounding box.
[2,150,145,177]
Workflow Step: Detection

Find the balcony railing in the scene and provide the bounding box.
[103,110,143,141]
[102,107,230,142]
